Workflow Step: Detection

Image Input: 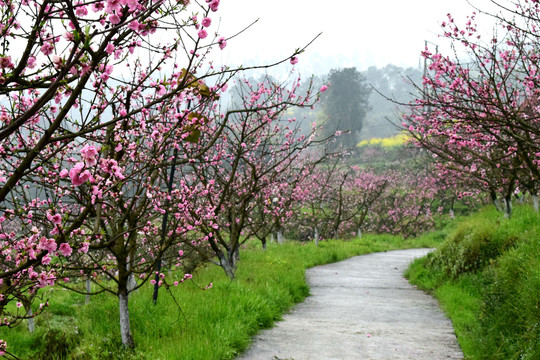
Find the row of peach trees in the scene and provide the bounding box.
[280,0,540,242]
[296,0,540,242]
[0,0,335,354]
[280,146,484,243]
[401,0,540,218]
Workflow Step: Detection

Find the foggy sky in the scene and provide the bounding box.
[214,0,496,74]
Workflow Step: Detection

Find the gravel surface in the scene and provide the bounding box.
[237,248,463,360]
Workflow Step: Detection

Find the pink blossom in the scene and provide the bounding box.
[202,17,212,27]
[124,0,139,11]
[105,43,115,55]
[320,85,328,93]
[106,0,122,13]
[69,162,92,186]
[81,145,99,166]
[59,168,69,178]
[92,2,105,12]
[157,84,166,95]
[198,29,208,39]
[41,255,52,265]
[209,0,219,11]
[47,212,62,225]
[0,340,7,356]
[104,64,114,75]
[0,56,13,69]
[41,43,54,55]
[75,5,88,16]
[37,273,55,287]
[27,56,37,69]
[52,55,63,69]
[39,236,57,253]
[78,242,89,254]
[290,56,298,65]
[128,20,140,31]
[218,37,227,50]
[109,13,121,25]
[113,165,125,179]
[58,243,72,257]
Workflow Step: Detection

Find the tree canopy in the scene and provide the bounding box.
[320,67,371,148]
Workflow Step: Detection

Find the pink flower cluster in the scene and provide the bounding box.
[81,145,99,166]
[218,37,227,50]
[0,339,6,356]
[69,162,93,186]
[0,56,14,69]
[207,0,220,12]
[58,243,72,257]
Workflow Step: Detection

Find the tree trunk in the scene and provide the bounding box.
[85,277,91,304]
[26,307,35,334]
[357,227,362,238]
[449,209,455,219]
[492,198,503,212]
[219,253,236,280]
[503,197,512,219]
[277,230,285,244]
[270,233,275,243]
[314,227,319,246]
[261,236,267,250]
[127,275,137,293]
[491,192,503,212]
[127,255,137,293]
[118,290,135,348]
[533,194,539,212]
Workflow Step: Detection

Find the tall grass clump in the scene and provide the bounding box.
[406,205,540,360]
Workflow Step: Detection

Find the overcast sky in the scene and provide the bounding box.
[213,0,496,75]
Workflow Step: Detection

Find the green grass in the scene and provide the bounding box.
[405,205,540,360]
[0,234,441,359]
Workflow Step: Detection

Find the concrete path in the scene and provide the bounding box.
[237,248,463,360]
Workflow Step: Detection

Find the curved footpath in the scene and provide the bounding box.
[237,248,463,360]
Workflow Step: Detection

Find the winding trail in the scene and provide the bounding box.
[237,248,463,360]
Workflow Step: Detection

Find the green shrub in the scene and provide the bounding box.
[481,238,540,360]
[424,207,523,279]
[407,205,540,360]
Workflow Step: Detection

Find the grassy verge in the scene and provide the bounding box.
[405,205,540,360]
[1,234,440,359]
